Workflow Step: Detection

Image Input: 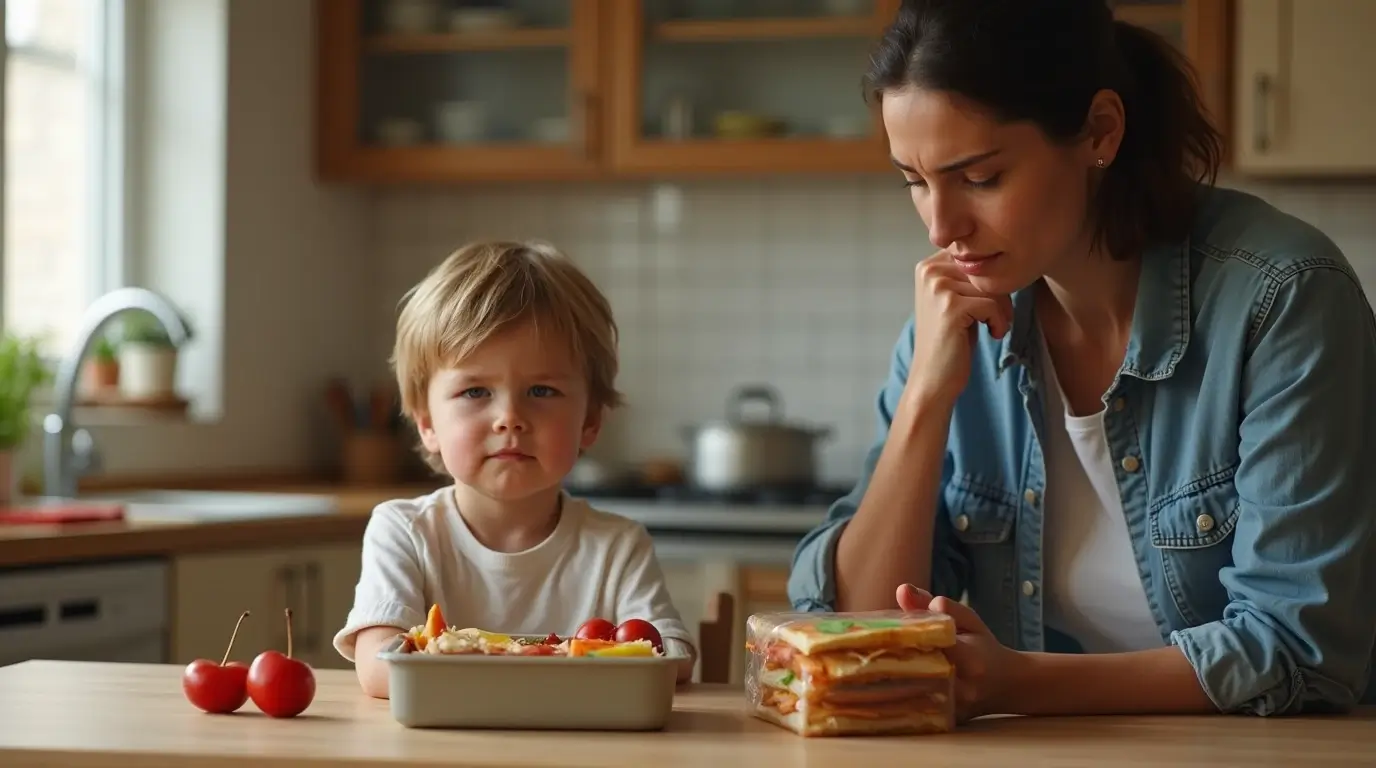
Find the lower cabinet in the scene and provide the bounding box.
[171,542,364,671]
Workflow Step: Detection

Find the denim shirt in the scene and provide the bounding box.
[789,185,1376,715]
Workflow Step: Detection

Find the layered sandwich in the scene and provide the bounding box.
[746,612,957,737]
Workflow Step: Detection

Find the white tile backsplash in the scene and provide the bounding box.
[369,175,1376,484]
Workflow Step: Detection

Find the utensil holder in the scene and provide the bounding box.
[341,432,403,486]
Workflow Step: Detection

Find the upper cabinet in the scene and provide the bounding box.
[1232,0,1376,175]
[1109,1,1232,149]
[318,1,1376,183]
[316,0,604,181]
[604,0,898,176]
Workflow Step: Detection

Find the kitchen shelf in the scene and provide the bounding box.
[365,28,571,54]
[1113,4,1183,26]
[650,16,880,44]
[612,136,888,176]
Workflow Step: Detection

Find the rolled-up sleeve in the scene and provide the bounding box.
[1170,265,1376,715]
[788,317,969,612]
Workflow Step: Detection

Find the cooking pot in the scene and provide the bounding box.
[682,385,831,491]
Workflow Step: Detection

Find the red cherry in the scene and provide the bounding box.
[614,618,665,653]
[182,610,252,714]
[247,608,316,718]
[574,617,616,641]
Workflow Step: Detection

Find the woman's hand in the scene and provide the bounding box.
[897,583,1025,721]
[908,253,1014,409]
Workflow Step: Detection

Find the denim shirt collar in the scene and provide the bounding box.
[997,239,1193,381]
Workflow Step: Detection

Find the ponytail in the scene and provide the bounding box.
[1092,21,1224,260]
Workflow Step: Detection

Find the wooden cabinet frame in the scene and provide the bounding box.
[315,0,605,182]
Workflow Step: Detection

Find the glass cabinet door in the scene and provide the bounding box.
[608,0,900,176]
[318,0,602,181]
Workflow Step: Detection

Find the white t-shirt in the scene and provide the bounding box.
[331,487,697,680]
[1038,332,1164,653]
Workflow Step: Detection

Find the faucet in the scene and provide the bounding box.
[42,287,192,498]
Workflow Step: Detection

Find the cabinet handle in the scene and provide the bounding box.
[1253,73,1273,154]
[304,561,323,653]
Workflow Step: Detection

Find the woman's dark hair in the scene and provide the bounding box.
[866,0,1223,261]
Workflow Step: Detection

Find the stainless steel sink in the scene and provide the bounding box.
[80,489,340,522]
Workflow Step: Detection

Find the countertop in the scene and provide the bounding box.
[2,661,1373,768]
[0,479,825,568]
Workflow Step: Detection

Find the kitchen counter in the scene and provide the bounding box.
[0,480,822,568]
[2,661,1373,767]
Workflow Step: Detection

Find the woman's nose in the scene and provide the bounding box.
[923,191,973,250]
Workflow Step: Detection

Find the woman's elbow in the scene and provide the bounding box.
[356,657,391,699]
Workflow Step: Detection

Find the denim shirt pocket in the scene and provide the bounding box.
[942,477,1017,544]
[1148,472,1241,625]
[942,477,1018,637]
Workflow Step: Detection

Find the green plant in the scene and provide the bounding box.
[91,334,118,362]
[117,310,192,349]
[0,334,52,450]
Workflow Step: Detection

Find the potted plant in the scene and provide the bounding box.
[81,334,120,396]
[116,310,189,401]
[0,334,51,503]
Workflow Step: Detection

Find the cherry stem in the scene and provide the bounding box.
[221,610,250,666]
[285,607,294,659]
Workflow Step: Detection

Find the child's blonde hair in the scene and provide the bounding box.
[391,240,623,473]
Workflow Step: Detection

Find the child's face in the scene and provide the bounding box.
[417,318,601,502]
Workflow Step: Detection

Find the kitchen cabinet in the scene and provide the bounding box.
[318,0,1236,183]
[1109,1,1232,157]
[315,0,899,182]
[171,543,363,671]
[316,0,604,181]
[604,0,899,176]
[1232,0,1376,175]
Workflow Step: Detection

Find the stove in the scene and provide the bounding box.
[562,481,853,508]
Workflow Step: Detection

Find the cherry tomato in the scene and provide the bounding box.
[543,632,561,645]
[574,617,616,641]
[614,619,664,653]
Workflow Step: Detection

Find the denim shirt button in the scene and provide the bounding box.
[1021,580,1037,597]
[1120,455,1141,473]
[1196,513,1215,532]
[954,514,971,532]
[1023,488,1038,505]
[1112,397,1126,412]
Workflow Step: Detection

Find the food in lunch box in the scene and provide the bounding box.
[403,604,664,658]
[744,610,957,737]
[182,609,252,714]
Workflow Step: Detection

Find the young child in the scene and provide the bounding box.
[331,240,698,697]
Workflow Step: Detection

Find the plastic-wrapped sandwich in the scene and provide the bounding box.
[744,610,957,737]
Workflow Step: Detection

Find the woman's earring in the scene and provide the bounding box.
[1095,158,1107,168]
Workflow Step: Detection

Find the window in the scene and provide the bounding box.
[1,0,126,358]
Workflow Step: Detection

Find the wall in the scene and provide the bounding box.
[367,176,1376,485]
[65,0,374,479]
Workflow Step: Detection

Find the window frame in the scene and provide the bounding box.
[0,0,131,362]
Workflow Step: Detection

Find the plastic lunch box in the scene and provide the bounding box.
[377,634,681,730]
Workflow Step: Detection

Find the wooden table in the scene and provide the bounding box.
[2,661,1374,767]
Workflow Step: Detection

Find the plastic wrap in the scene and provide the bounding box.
[744,609,958,737]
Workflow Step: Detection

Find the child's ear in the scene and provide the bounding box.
[580,405,604,450]
[416,410,441,453]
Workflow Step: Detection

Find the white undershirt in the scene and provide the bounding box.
[1038,332,1163,653]
[331,487,696,681]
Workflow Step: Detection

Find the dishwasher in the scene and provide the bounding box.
[0,558,169,667]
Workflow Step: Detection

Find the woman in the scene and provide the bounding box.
[789,0,1376,720]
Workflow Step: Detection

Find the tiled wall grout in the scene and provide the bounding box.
[369,175,1376,484]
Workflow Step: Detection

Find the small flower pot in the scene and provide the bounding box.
[118,343,178,400]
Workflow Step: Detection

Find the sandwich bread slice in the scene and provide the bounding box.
[746,611,957,737]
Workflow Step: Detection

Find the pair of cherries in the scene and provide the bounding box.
[181,609,316,718]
